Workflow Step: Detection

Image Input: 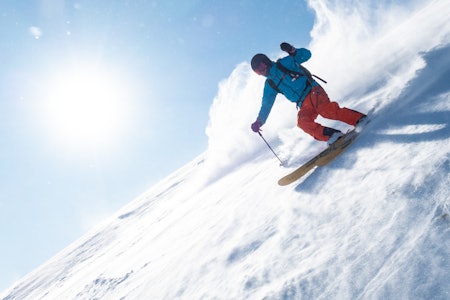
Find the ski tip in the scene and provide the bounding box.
[278,179,290,186]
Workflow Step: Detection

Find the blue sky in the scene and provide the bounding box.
[0,0,315,290]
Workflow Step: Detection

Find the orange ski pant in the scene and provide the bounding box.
[297,86,365,141]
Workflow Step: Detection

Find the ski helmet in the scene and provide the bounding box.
[251,53,273,73]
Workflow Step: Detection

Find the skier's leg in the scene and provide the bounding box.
[311,86,365,126]
[297,95,329,141]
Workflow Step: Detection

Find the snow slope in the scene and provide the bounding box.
[2,0,449,299]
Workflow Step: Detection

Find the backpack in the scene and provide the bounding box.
[267,60,326,95]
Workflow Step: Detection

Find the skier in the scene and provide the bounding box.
[250,42,366,144]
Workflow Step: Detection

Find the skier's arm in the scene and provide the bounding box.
[294,48,312,63]
[256,81,278,125]
[280,42,311,63]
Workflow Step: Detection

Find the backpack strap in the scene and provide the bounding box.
[276,60,311,83]
[266,60,327,107]
[267,78,282,93]
[277,60,327,84]
[267,60,314,95]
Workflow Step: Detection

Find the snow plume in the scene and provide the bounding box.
[306,0,450,101]
[202,0,450,182]
[202,63,294,183]
[202,63,261,182]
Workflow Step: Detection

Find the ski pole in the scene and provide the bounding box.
[258,131,284,166]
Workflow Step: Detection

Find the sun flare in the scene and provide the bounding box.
[39,64,133,155]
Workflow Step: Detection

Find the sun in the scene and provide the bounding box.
[38,64,134,156]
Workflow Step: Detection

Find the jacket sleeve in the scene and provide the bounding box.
[294,48,312,64]
[257,81,279,125]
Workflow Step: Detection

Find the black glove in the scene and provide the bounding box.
[280,42,296,55]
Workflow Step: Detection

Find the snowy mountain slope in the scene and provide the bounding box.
[2,1,450,299]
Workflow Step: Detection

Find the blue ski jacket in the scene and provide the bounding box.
[256,48,319,125]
